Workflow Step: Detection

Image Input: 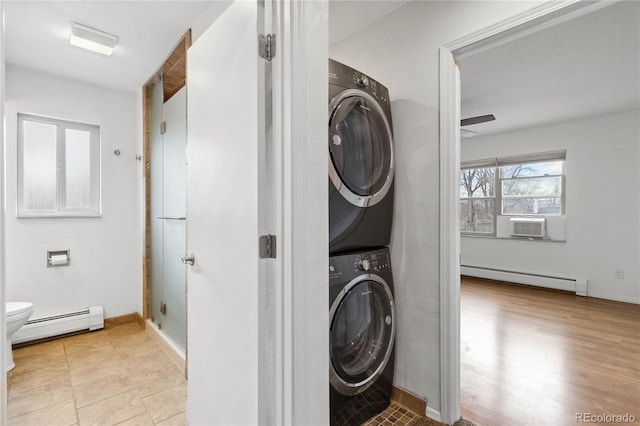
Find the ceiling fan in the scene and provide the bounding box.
[461,114,495,127]
[460,114,495,138]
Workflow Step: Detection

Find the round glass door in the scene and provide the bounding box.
[329,275,395,396]
[329,89,394,207]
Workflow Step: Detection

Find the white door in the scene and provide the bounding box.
[186,1,265,424]
[187,1,276,425]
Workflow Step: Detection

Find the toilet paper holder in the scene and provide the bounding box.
[47,250,70,267]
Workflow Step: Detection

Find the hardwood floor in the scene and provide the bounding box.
[461,277,640,426]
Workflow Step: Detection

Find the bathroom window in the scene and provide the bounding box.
[17,114,101,217]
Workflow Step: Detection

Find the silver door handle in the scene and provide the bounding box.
[158,216,186,220]
[181,253,195,265]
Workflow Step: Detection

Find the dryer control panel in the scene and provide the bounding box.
[329,247,392,280]
[353,249,391,273]
[328,59,391,107]
[329,247,394,303]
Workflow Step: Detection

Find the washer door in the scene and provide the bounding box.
[330,274,395,396]
[329,89,394,207]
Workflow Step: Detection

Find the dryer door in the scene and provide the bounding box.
[330,274,395,396]
[329,89,394,207]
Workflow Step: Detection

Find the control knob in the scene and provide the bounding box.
[356,75,370,88]
[358,258,371,271]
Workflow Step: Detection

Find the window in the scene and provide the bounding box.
[460,151,565,236]
[18,114,101,217]
[460,166,496,234]
[501,160,564,215]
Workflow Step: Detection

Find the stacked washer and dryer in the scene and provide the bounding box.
[328,59,397,426]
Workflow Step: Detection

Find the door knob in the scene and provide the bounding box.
[181,252,195,265]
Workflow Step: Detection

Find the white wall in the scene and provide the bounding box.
[190,0,233,44]
[5,65,142,320]
[462,110,640,304]
[329,0,543,414]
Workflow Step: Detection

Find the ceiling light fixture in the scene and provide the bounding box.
[69,22,118,56]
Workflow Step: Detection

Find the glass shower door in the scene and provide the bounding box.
[150,76,187,351]
[150,76,164,334]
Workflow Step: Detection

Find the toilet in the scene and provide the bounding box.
[6,302,34,371]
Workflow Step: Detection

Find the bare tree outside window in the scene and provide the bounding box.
[460,167,495,233]
[501,161,563,215]
[460,157,565,235]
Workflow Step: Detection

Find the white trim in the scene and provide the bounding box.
[257,1,278,424]
[268,1,287,424]
[427,406,442,423]
[438,46,461,425]
[450,0,600,58]
[17,113,101,217]
[439,1,607,423]
[0,0,7,421]
[586,291,640,305]
[276,2,294,423]
[281,1,329,424]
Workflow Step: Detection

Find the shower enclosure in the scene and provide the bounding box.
[149,75,187,352]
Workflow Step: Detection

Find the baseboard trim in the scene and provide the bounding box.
[392,386,427,416]
[427,406,442,422]
[586,291,640,305]
[103,312,144,329]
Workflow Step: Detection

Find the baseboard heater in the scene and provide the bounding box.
[461,265,587,296]
[12,305,104,345]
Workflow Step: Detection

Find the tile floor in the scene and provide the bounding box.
[7,323,461,426]
[365,404,475,426]
[6,322,187,426]
[364,402,427,426]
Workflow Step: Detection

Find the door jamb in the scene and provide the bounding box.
[275,1,330,424]
[0,1,7,421]
[438,1,602,423]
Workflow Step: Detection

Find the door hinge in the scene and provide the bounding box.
[259,234,277,259]
[258,34,276,61]
[160,121,166,135]
[160,302,167,315]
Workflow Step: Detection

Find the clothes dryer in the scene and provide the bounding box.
[329,247,396,425]
[329,59,394,254]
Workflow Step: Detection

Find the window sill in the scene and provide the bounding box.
[462,234,565,243]
[461,233,496,239]
[18,212,102,219]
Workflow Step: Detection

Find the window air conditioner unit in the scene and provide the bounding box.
[509,217,546,238]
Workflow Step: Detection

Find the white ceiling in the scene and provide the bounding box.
[459,1,640,136]
[5,0,638,130]
[4,1,214,93]
[4,0,407,93]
